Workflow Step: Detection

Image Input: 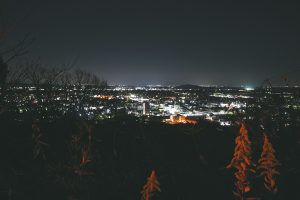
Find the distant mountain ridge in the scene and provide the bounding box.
[174,84,202,89]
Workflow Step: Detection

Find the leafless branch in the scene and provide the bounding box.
[0,34,34,63]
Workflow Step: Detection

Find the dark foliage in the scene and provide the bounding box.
[0,111,299,200]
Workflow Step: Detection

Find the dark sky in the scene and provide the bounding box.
[3,0,300,86]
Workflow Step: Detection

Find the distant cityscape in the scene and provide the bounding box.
[5,84,300,127]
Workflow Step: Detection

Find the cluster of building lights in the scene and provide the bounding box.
[4,85,299,127]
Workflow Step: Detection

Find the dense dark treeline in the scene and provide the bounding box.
[0,111,299,200]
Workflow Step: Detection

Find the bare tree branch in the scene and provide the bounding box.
[0,34,34,63]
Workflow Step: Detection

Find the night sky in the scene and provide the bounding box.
[3,0,300,86]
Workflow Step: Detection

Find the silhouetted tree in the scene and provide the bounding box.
[0,56,8,86]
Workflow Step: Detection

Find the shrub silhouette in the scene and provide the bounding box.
[227,122,255,200]
[258,133,281,193]
[141,170,161,200]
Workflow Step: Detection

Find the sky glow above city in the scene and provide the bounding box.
[3,0,300,86]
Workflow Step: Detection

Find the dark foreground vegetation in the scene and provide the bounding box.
[0,112,299,200]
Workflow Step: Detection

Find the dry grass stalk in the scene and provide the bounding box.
[32,121,48,160]
[258,133,281,193]
[80,147,91,166]
[141,170,161,200]
[227,122,255,200]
